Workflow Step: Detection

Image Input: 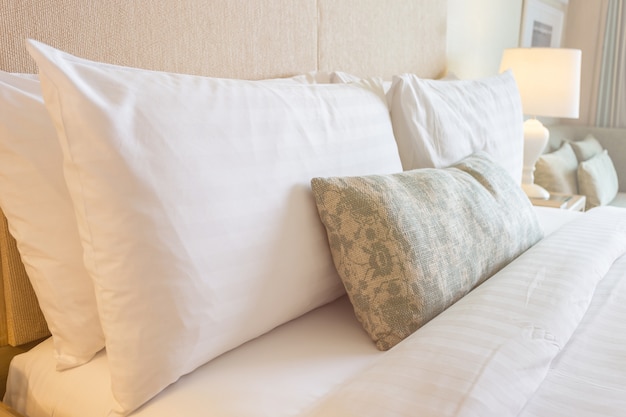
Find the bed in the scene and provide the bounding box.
[1,1,626,417]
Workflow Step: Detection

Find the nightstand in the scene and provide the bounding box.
[530,193,586,212]
[0,403,25,417]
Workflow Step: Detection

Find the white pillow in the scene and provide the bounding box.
[27,40,403,415]
[387,71,524,184]
[534,141,579,195]
[330,71,392,93]
[570,134,604,162]
[578,149,619,209]
[0,71,104,369]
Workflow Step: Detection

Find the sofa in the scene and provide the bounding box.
[537,124,626,209]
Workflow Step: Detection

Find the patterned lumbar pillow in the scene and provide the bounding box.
[311,152,543,350]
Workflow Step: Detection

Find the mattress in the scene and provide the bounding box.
[3,207,585,417]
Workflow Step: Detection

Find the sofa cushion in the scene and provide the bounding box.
[578,150,619,209]
[608,192,626,208]
[534,142,579,194]
[570,135,603,162]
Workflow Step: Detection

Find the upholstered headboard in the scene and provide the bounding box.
[0,0,447,79]
[0,0,448,346]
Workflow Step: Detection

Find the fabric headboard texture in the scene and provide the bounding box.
[0,215,49,346]
[0,0,446,79]
[0,0,447,347]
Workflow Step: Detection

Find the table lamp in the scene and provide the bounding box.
[500,48,581,199]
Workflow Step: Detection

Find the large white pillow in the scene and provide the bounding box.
[0,71,104,369]
[387,71,524,184]
[27,40,403,415]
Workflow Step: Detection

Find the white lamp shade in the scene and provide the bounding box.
[500,48,581,118]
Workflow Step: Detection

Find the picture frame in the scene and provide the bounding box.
[520,0,566,47]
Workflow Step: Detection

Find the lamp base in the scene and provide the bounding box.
[522,183,550,200]
[522,118,550,200]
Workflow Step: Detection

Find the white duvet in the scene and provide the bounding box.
[306,206,626,417]
[5,207,626,417]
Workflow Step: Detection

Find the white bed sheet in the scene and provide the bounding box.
[2,206,586,417]
[533,206,581,236]
[4,296,381,417]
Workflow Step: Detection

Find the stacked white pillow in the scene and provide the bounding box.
[387,71,524,184]
[25,40,403,415]
[0,71,105,369]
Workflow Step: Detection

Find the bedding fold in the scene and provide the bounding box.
[304,206,626,417]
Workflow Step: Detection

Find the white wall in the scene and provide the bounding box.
[447,0,523,79]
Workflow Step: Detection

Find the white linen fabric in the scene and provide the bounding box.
[519,250,626,417]
[27,40,402,415]
[305,207,626,417]
[387,71,524,184]
[5,208,626,417]
[532,206,581,236]
[0,71,104,369]
[4,296,381,417]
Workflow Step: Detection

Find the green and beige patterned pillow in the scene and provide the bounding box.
[311,152,543,350]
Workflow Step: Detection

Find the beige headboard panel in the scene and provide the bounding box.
[0,0,446,79]
[1,215,49,346]
[317,1,446,79]
[0,0,447,346]
[0,0,318,79]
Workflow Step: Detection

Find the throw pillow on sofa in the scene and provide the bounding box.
[570,135,603,162]
[578,149,619,209]
[534,142,579,195]
[536,134,620,210]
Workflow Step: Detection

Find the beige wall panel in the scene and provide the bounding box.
[0,0,318,79]
[317,0,447,79]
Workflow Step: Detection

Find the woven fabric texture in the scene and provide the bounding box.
[0,0,445,79]
[312,153,543,350]
[0,211,49,347]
